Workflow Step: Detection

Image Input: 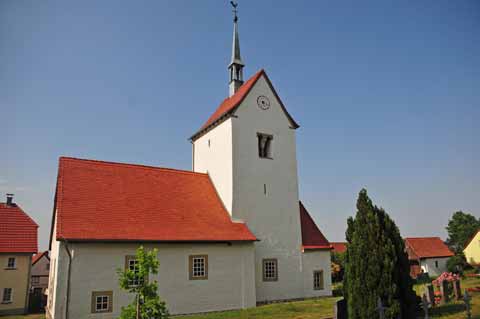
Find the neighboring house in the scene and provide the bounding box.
[331,242,347,254]
[46,11,332,319]
[0,194,38,315]
[31,251,50,293]
[405,237,454,278]
[463,230,480,266]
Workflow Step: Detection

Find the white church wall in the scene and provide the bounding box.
[301,250,332,298]
[231,74,305,301]
[193,118,234,215]
[54,241,255,318]
[420,257,449,277]
[46,212,69,319]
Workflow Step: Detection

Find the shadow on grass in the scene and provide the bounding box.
[428,302,466,317]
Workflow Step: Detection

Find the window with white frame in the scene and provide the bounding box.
[6,257,15,269]
[125,256,142,287]
[91,291,112,313]
[263,259,278,281]
[2,288,12,303]
[313,270,324,290]
[189,255,208,280]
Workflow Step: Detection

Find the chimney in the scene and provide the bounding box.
[6,193,14,206]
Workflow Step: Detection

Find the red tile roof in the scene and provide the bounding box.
[32,251,49,265]
[331,242,347,254]
[52,157,256,243]
[299,202,331,250]
[190,69,299,140]
[0,203,38,253]
[405,237,454,259]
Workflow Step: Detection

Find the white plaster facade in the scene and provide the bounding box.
[47,240,256,318]
[193,73,331,302]
[420,257,449,277]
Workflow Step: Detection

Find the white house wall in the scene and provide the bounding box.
[301,250,332,298]
[193,118,234,215]
[50,241,255,318]
[231,74,304,301]
[420,257,449,277]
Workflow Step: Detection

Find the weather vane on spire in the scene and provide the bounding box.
[230,1,238,22]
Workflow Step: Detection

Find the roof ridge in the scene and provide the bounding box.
[59,156,207,177]
[405,237,442,240]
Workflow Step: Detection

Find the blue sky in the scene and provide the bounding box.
[1,1,479,250]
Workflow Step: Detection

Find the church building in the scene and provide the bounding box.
[46,5,332,319]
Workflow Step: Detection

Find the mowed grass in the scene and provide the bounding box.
[178,297,340,319]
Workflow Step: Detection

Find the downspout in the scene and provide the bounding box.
[62,240,73,319]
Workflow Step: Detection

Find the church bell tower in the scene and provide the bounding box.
[228,1,244,97]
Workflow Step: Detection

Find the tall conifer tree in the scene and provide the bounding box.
[345,189,417,319]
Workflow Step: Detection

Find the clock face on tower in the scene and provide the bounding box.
[257,95,270,110]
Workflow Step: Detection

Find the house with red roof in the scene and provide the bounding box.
[405,237,454,278]
[47,6,332,318]
[0,194,38,315]
[30,251,50,312]
[331,242,347,254]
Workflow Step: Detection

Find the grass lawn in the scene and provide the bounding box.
[179,297,340,319]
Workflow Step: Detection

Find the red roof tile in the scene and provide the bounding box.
[299,202,331,250]
[0,203,38,253]
[32,251,49,265]
[331,242,347,253]
[404,237,454,259]
[53,157,256,243]
[190,69,299,140]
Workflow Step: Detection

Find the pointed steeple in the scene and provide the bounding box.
[228,1,244,97]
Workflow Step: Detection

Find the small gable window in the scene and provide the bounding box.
[189,255,208,280]
[263,259,278,281]
[257,133,273,159]
[6,257,15,269]
[91,291,113,313]
[313,270,324,290]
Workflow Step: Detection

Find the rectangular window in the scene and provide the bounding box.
[32,276,40,284]
[263,259,278,281]
[6,257,15,269]
[189,255,208,280]
[125,256,143,287]
[257,133,273,159]
[2,288,12,303]
[91,291,113,313]
[435,261,439,268]
[314,270,324,290]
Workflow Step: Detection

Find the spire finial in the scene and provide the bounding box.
[228,0,244,97]
[231,1,238,22]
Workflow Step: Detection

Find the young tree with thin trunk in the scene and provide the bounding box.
[117,246,169,319]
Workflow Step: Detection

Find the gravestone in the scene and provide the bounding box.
[334,298,347,319]
[421,294,430,319]
[453,280,462,300]
[440,280,449,304]
[425,284,435,306]
[463,289,471,319]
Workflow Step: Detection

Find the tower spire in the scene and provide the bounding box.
[228,1,244,97]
